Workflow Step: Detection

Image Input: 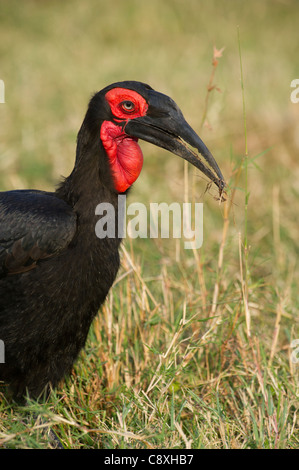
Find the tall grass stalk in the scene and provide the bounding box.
[237,26,251,338]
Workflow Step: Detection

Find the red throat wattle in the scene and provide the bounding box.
[100,121,144,193]
[100,88,148,193]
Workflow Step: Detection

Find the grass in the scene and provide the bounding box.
[0,0,298,449]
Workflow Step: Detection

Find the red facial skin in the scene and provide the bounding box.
[101,88,149,193]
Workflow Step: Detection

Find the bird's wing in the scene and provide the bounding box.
[0,190,77,275]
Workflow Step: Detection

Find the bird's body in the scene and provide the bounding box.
[0,189,120,398]
[0,81,225,399]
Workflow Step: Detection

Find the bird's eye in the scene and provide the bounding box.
[121,100,135,113]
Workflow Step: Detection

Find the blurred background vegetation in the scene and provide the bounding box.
[0,0,298,448]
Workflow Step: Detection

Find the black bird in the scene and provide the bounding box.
[0,81,225,399]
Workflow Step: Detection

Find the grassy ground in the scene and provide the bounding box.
[0,0,298,449]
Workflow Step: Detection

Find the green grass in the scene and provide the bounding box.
[0,0,298,449]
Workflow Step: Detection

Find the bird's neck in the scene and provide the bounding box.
[55,126,123,277]
[56,121,118,211]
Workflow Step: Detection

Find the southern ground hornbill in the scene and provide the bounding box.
[0,81,225,400]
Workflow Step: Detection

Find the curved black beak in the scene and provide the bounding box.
[124,89,225,193]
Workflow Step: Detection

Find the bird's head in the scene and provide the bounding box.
[81,81,225,195]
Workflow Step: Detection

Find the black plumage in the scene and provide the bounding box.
[0,81,225,399]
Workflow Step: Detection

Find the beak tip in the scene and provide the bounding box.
[216,177,227,201]
[219,178,226,190]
